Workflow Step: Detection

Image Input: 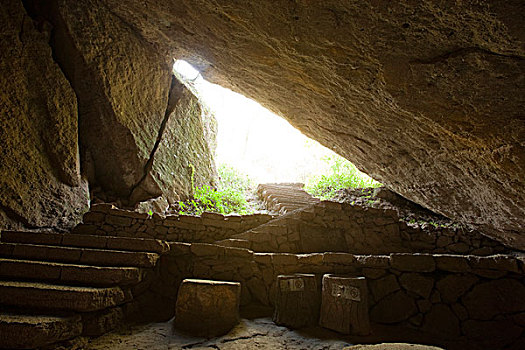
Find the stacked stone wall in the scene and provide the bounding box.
[233,201,509,255]
[151,243,524,349]
[73,204,273,243]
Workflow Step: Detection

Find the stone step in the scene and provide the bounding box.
[268,197,318,205]
[262,190,313,200]
[0,313,82,349]
[215,239,252,250]
[0,258,141,286]
[0,281,126,312]
[0,243,159,268]
[0,231,169,254]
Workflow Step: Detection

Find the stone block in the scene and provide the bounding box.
[272,253,299,265]
[174,279,241,337]
[390,254,435,272]
[468,255,519,272]
[105,215,132,227]
[435,274,478,303]
[254,253,273,265]
[323,253,356,265]
[273,274,320,328]
[83,211,106,224]
[190,243,224,257]
[434,255,471,272]
[319,275,370,335]
[369,274,400,301]
[462,278,525,320]
[355,255,390,268]
[90,203,115,213]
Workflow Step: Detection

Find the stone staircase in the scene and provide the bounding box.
[257,183,320,214]
[0,230,168,349]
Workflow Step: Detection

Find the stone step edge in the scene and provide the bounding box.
[0,258,142,286]
[0,231,169,254]
[0,280,127,313]
[0,312,82,349]
[0,242,159,268]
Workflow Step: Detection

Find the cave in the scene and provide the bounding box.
[0,1,524,349]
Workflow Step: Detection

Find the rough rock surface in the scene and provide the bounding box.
[174,279,241,337]
[0,1,89,230]
[44,0,216,204]
[100,0,525,248]
[1,0,217,230]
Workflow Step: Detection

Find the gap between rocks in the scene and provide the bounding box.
[128,76,185,203]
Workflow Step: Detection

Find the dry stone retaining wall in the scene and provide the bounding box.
[152,243,524,349]
[233,201,509,255]
[73,204,273,243]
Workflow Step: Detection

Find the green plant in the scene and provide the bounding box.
[174,163,254,215]
[304,155,381,200]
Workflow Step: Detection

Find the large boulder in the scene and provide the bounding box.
[0,1,89,230]
[101,0,525,248]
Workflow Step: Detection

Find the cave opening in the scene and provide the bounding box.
[173,59,380,204]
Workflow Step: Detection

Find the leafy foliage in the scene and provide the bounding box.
[174,164,254,215]
[305,155,381,200]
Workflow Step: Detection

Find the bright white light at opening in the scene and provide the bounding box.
[173,59,350,184]
[173,60,200,80]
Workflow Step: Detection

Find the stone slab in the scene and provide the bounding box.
[174,279,241,337]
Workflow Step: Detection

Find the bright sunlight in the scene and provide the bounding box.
[173,59,379,190]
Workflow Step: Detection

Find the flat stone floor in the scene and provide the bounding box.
[55,317,445,350]
[49,308,448,350]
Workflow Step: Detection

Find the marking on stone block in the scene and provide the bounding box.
[280,278,304,292]
[332,284,361,301]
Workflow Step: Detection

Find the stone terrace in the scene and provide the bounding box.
[1,199,523,349]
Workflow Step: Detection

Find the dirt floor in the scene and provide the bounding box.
[51,315,446,350]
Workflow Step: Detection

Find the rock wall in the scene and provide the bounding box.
[73,204,273,243]
[42,0,217,204]
[233,201,509,255]
[146,243,525,349]
[0,1,89,230]
[100,0,525,249]
[1,0,217,230]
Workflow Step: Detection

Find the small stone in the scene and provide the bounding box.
[174,279,241,337]
[399,273,434,299]
[435,274,478,303]
[369,274,400,301]
[447,242,470,253]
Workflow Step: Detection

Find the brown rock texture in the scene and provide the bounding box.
[100,0,525,248]
[44,0,217,204]
[0,1,89,230]
[174,278,241,337]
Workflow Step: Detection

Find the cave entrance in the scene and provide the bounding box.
[173,60,380,211]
